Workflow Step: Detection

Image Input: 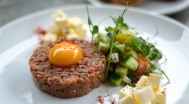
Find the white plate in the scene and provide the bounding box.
[0,4,189,104]
[87,0,189,15]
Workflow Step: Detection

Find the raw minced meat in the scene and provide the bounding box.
[29,38,106,98]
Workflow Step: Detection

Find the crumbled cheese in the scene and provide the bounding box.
[43,33,57,45]
[119,85,133,100]
[136,75,148,87]
[151,87,166,104]
[43,10,87,45]
[132,86,155,104]
[119,95,136,104]
[118,73,167,104]
[148,73,162,87]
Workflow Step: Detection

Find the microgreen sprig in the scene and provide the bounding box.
[86,5,170,83]
[105,6,129,81]
[86,6,99,43]
[86,5,129,81]
[147,58,170,83]
[130,36,170,83]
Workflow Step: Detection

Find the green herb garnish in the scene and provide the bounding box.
[86,6,99,43]
[84,73,88,76]
[148,58,170,83]
[104,6,129,81]
[56,82,61,87]
[129,36,169,83]
[86,4,170,84]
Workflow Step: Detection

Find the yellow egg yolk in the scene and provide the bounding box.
[48,42,83,67]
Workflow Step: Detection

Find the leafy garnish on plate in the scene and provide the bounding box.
[86,5,170,86]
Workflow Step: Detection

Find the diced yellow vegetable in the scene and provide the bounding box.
[115,29,134,42]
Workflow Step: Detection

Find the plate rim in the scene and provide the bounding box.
[0,4,189,32]
[1,4,189,67]
[1,4,189,55]
[1,4,189,104]
[87,0,189,15]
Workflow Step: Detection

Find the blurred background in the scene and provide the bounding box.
[0,0,189,27]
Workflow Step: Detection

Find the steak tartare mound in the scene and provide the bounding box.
[29,38,106,98]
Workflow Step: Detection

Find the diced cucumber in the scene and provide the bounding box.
[121,50,138,60]
[97,33,109,43]
[115,66,128,78]
[122,76,131,84]
[94,37,100,44]
[111,53,119,63]
[114,44,125,53]
[109,65,114,73]
[97,33,105,39]
[120,56,138,71]
[110,74,122,86]
[98,41,109,52]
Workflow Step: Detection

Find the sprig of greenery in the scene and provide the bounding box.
[105,6,129,81]
[86,4,169,83]
[130,36,163,60]
[129,36,169,83]
[86,6,99,43]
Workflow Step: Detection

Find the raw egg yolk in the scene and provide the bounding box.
[48,42,83,67]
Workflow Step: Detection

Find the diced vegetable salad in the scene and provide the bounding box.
[86,6,170,86]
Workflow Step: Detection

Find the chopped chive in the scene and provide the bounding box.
[56,83,61,87]
[79,79,83,83]
[101,55,106,58]
[84,73,88,76]
[34,68,38,71]
[93,49,98,53]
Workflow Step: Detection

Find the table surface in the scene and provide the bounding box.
[1,0,189,28]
